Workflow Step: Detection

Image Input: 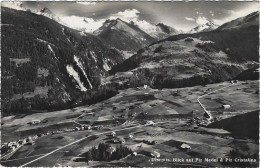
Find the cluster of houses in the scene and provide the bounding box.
[1,123,94,158]
[50,124,93,134]
[1,135,40,157]
[106,131,135,145]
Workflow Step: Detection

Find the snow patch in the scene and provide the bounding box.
[48,45,57,59]
[102,57,111,71]
[74,55,93,89]
[66,65,87,91]
[103,62,110,71]
[90,51,98,62]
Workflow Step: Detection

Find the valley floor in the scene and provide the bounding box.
[1,80,259,167]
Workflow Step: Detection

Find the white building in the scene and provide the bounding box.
[222,104,231,109]
[151,151,160,157]
[180,143,191,150]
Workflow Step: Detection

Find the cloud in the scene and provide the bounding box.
[76,2,97,5]
[109,9,140,21]
[2,2,25,11]
[185,17,195,21]
[196,16,209,25]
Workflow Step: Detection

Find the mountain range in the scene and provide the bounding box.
[1,4,259,116]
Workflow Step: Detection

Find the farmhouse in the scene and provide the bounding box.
[222,104,231,109]
[180,143,191,150]
[31,120,41,125]
[150,151,160,158]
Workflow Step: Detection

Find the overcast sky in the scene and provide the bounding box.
[21,1,259,31]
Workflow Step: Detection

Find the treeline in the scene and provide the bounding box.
[2,83,119,116]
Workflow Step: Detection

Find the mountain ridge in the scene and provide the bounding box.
[94,18,156,51]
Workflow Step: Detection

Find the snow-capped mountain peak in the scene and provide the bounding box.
[36,7,66,26]
[189,21,219,33]
[129,20,179,40]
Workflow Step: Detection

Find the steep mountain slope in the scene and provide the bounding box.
[189,21,219,33]
[94,18,156,51]
[36,7,66,26]
[217,11,259,30]
[107,12,258,89]
[1,7,124,116]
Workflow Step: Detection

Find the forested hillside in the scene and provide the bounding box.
[1,7,124,116]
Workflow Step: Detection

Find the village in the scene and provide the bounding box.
[1,80,258,167]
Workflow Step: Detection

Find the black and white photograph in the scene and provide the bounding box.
[1,1,259,167]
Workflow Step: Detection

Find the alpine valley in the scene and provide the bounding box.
[1,2,259,168]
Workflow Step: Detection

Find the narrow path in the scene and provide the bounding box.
[197,83,234,120]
